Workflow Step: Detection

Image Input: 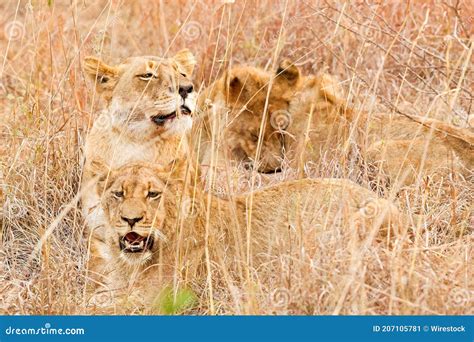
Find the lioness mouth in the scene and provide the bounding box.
[151,105,192,126]
[119,231,154,253]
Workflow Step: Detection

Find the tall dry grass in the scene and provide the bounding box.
[0,0,472,314]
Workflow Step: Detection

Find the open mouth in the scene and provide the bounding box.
[119,231,154,253]
[150,105,192,126]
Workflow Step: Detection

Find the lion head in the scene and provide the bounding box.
[84,49,196,139]
[198,61,301,173]
[285,69,348,168]
[96,164,173,266]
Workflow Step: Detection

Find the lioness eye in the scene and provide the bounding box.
[112,191,124,198]
[138,73,154,80]
[147,191,161,199]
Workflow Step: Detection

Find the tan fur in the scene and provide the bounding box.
[81,50,197,236]
[88,163,405,309]
[195,63,300,173]
[288,74,474,185]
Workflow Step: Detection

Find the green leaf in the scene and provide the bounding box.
[153,287,197,315]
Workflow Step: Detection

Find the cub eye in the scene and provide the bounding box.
[147,191,162,199]
[99,76,109,84]
[112,191,124,199]
[180,73,186,77]
[250,133,259,142]
[138,73,155,80]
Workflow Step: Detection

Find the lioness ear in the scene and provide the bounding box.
[83,56,119,99]
[276,60,300,86]
[173,49,196,76]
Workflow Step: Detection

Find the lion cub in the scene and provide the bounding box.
[88,162,405,309]
[81,50,197,235]
[198,61,473,187]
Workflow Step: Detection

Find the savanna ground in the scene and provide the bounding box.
[0,0,473,315]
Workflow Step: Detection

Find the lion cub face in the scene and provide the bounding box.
[84,49,196,138]
[98,165,170,266]
[204,63,300,172]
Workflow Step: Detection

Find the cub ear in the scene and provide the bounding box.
[83,56,119,99]
[173,49,196,76]
[224,71,243,96]
[154,158,188,179]
[276,60,300,85]
[229,75,241,90]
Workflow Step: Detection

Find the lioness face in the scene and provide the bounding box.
[219,65,300,172]
[84,49,197,139]
[99,165,169,266]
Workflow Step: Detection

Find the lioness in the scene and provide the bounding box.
[88,162,405,309]
[81,49,197,234]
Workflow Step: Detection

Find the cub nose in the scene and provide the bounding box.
[121,216,143,228]
[179,84,193,99]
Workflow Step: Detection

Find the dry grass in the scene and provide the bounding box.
[0,0,473,315]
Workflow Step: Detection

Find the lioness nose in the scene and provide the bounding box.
[179,84,193,99]
[121,216,143,228]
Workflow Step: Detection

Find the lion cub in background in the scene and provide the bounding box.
[197,60,474,187]
[81,49,197,236]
